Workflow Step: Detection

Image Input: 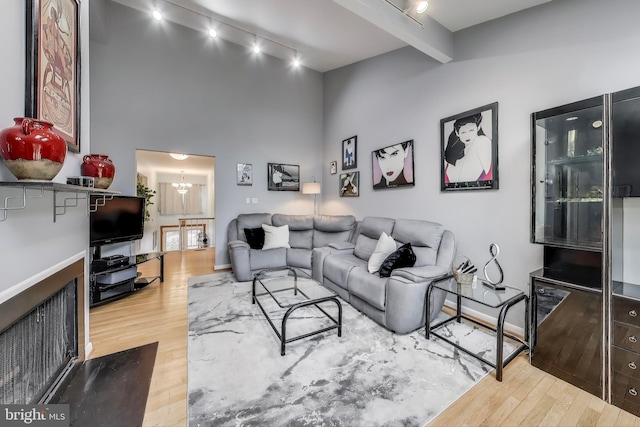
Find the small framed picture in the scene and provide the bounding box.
[330,161,337,175]
[237,163,252,186]
[342,136,357,170]
[267,163,300,191]
[372,140,415,189]
[441,102,498,191]
[339,172,359,197]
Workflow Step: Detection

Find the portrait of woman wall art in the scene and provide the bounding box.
[441,102,498,191]
[372,140,414,190]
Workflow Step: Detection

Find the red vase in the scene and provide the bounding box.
[0,117,67,180]
[81,154,115,189]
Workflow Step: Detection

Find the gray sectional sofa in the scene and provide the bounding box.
[227,213,357,281]
[312,217,455,334]
[227,214,455,334]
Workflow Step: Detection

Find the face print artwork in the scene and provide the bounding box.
[441,103,499,191]
[372,140,414,189]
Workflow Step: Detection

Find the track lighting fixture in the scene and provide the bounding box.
[151,0,302,68]
[416,1,429,14]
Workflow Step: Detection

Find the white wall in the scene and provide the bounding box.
[0,0,92,289]
[322,0,640,327]
[89,1,324,268]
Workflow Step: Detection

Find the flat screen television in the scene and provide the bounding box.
[90,196,145,247]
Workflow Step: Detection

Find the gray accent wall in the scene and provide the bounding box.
[89,1,324,267]
[322,0,640,326]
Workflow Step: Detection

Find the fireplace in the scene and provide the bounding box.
[0,258,84,404]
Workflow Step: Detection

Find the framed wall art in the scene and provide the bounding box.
[237,163,253,186]
[441,102,498,191]
[372,140,414,189]
[342,136,357,170]
[267,163,300,191]
[339,172,359,197]
[26,0,81,152]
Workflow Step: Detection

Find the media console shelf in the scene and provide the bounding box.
[90,252,165,307]
[0,181,119,222]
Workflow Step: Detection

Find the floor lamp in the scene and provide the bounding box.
[302,182,321,215]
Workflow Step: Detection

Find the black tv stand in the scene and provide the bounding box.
[90,251,165,307]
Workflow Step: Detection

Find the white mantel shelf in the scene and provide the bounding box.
[0,181,120,222]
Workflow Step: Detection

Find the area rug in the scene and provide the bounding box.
[188,272,517,427]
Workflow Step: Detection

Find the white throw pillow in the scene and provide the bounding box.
[368,232,397,273]
[262,224,291,250]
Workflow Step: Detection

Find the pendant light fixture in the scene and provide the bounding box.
[172,171,192,195]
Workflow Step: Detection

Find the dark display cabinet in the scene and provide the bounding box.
[530,273,603,398]
[531,96,604,250]
[610,85,640,414]
[530,95,606,401]
[531,85,640,415]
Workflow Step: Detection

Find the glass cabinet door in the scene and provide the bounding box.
[532,96,604,249]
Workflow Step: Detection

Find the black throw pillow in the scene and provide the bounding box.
[244,227,265,249]
[379,243,416,278]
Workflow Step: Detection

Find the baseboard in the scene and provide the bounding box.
[215,263,231,271]
[442,300,525,338]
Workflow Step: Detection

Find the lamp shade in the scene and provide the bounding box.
[302,182,321,194]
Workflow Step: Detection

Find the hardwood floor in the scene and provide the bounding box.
[89,249,640,426]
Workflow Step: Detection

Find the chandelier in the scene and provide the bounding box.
[172,172,192,195]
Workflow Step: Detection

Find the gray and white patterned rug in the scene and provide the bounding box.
[188,272,517,427]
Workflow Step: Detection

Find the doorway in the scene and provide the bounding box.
[135,150,215,255]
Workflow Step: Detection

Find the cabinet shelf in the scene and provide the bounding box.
[547,153,603,166]
[548,197,603,203]
[0,181,119,222]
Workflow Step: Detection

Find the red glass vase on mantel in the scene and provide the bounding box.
[81,154,115,189]
[0,117,67,180]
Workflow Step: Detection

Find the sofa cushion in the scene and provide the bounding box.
[313,215,357,247]
[287,248,311,269]
[236,213,272,242]
[348,266,387,311]
[272,214,314,250]
[244,227,264,249]
[249,248,287,271]
[354,217,395,261]
[379,243,416,278]
[367,232,397,273]
[392,219,444,267]
[262,224,291,250]
[323,253,365,290]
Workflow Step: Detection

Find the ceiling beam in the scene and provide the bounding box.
[333,0,453,64]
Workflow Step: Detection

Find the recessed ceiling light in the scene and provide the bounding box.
[253,45,261,54]
[292,57,301,68]
[416,1,429,14]
[152,8,163,21]
[592,120,603,128]
[208,28,217,38]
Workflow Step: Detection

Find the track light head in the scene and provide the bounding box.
[152,8,163,21]
[416,1,428,14]
[253,44,261,54]
[208,28,218,38]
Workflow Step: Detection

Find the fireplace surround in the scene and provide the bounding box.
[0,258,85,404]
